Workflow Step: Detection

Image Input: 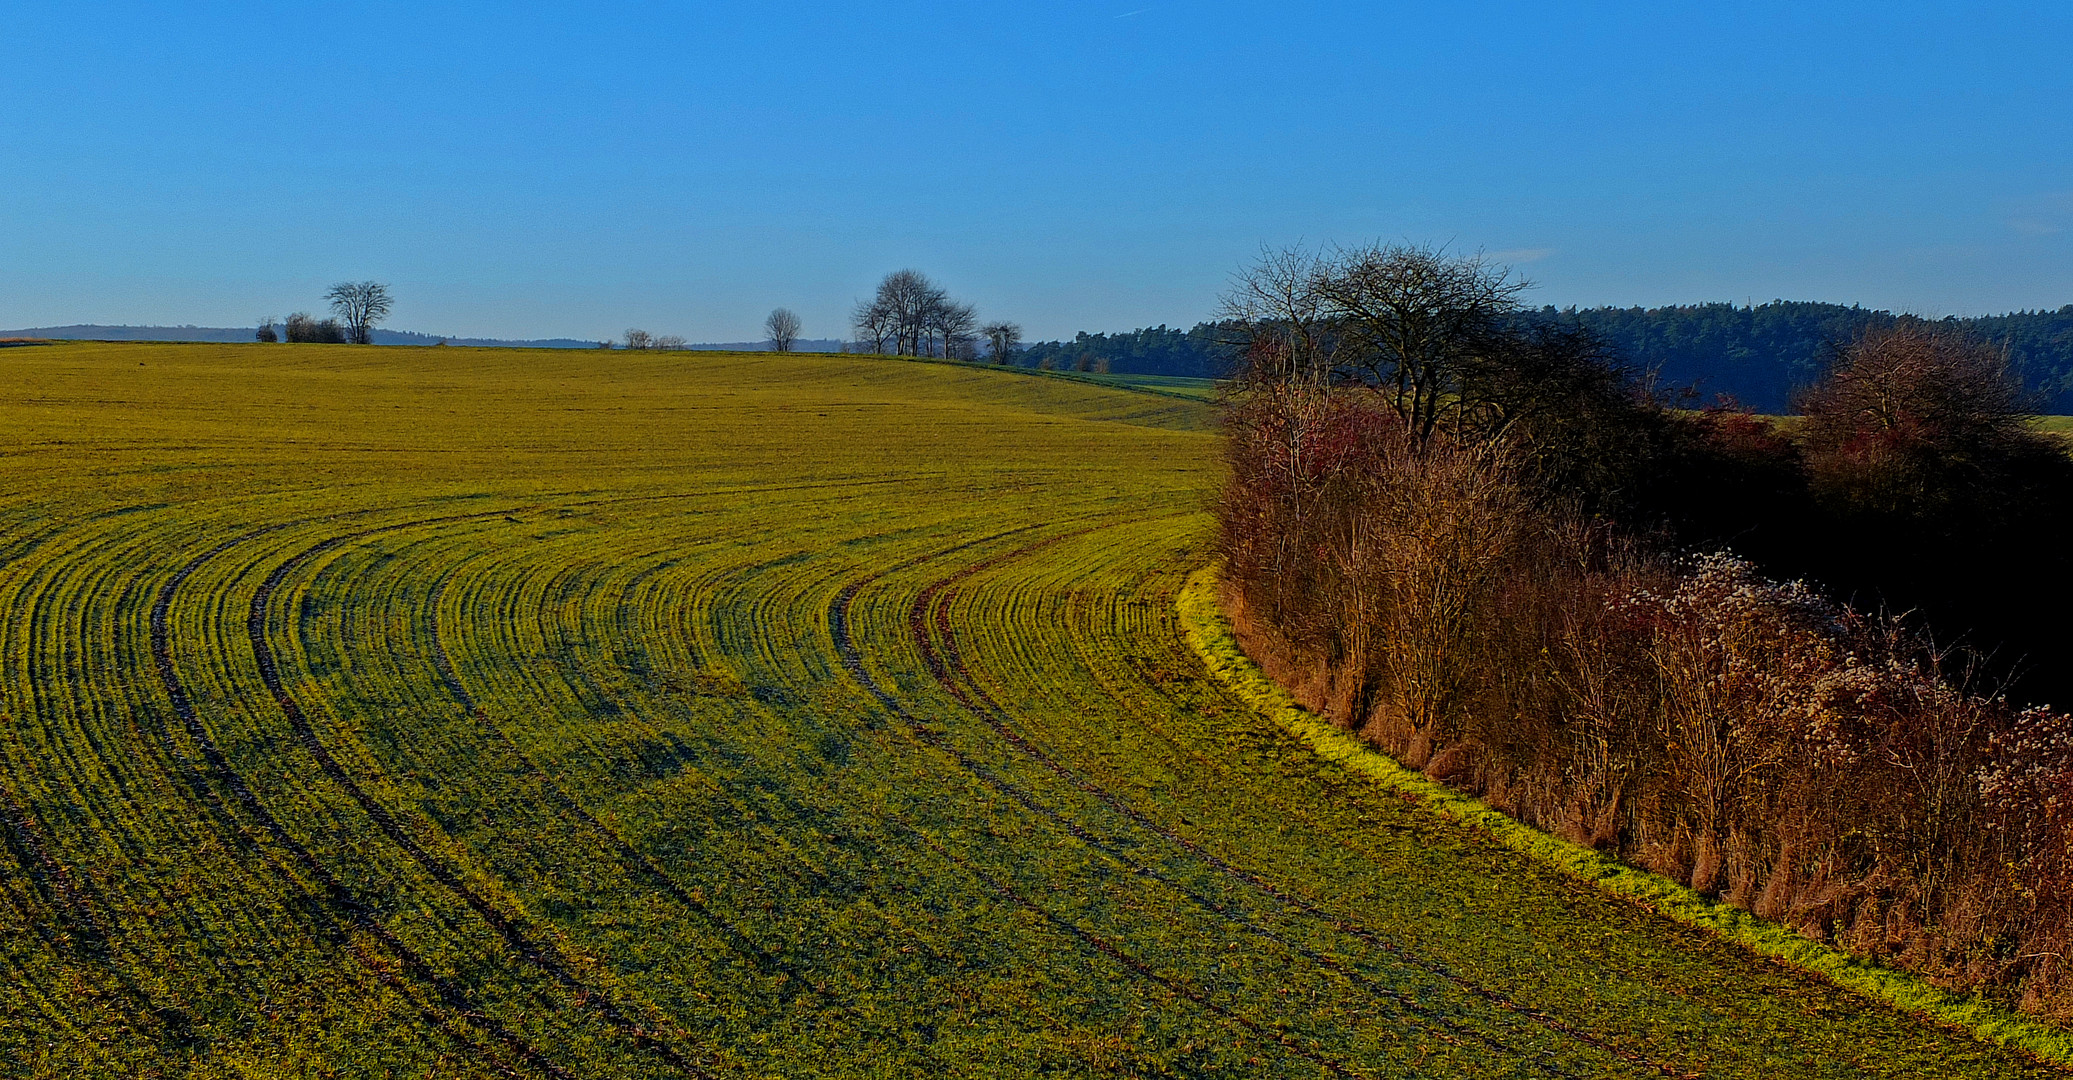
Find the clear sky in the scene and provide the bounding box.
[3,1,2069,342]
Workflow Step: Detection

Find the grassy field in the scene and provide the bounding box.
[1061,372,1221,399]
[0,340,2057,1078]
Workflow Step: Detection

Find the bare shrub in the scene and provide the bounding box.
[1217,277,2073,1011]
[284,312,346,343]
[1799,323,2035,517]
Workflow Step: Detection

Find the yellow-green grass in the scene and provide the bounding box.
[0,339,2055,1077]
[1061,371,1222,400]
[858,354,1223,401]
[1179,565,2073,1070]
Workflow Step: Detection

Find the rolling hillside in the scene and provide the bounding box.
[0,341,2053,1077]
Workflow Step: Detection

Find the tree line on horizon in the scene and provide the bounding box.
[1014,301,2073,408]
[233,273,2073,400]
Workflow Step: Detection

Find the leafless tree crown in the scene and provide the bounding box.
[852,270,987,359]
[1799,323,2032,449]
[981,321,1022,364]
[325,281,392,345]
[765,308,802,353]
[933,300,978,360]
[1222,243,1530,441]
[617,329,686,350]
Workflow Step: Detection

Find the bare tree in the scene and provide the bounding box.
[1219,245,1334,388]
[852,298,893,354]
[982,321,1022,364]
[623,328,654,350]
[932,300,978,360]
[255,317,279,343]
[1799,323,2041,517]
[1223,243,1528,443]
[875,270,945,355]
[325,281,392,345]
[1315,244,1525,440]
[1800,323,2031,449]
[654,334,687,350]
[854,270,983,357]
[766,308,802,353]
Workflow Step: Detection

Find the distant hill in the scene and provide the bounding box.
[2,325,607,348]
[0,325,850,353]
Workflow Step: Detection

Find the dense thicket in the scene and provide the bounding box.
[1656,331,2073,709]
[1217,245,2073,1015]
[283,311,347,344]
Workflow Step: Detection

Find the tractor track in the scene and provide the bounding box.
[246,514,736,1077]
[151,522,577,1080]
[422,560,807,994]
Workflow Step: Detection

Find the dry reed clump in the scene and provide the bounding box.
[1218,385,2073,1013]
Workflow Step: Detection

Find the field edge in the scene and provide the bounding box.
[1175,563,2073,1072]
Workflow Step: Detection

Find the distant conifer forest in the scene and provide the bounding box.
[1020,302,2073,412]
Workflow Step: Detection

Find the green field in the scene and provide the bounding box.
[1060,372,1222,400]
[0,340,2055,1077]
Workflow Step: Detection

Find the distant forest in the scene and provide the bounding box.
[1019,302,2073,412]
[1018,324,1232,379]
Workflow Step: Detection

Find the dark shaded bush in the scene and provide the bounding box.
[283,312,346,344]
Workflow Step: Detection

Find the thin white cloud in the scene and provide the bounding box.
[1114,9,1147,17]
[1488,247,1557,264]
[2006,191,2073,237]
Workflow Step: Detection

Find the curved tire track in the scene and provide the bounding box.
[151,526,574,1080]
[246,520,719,1077]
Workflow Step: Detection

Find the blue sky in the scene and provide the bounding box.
[3,1,2069,342]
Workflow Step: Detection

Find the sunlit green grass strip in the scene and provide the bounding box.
[1177,563,2073,1071]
